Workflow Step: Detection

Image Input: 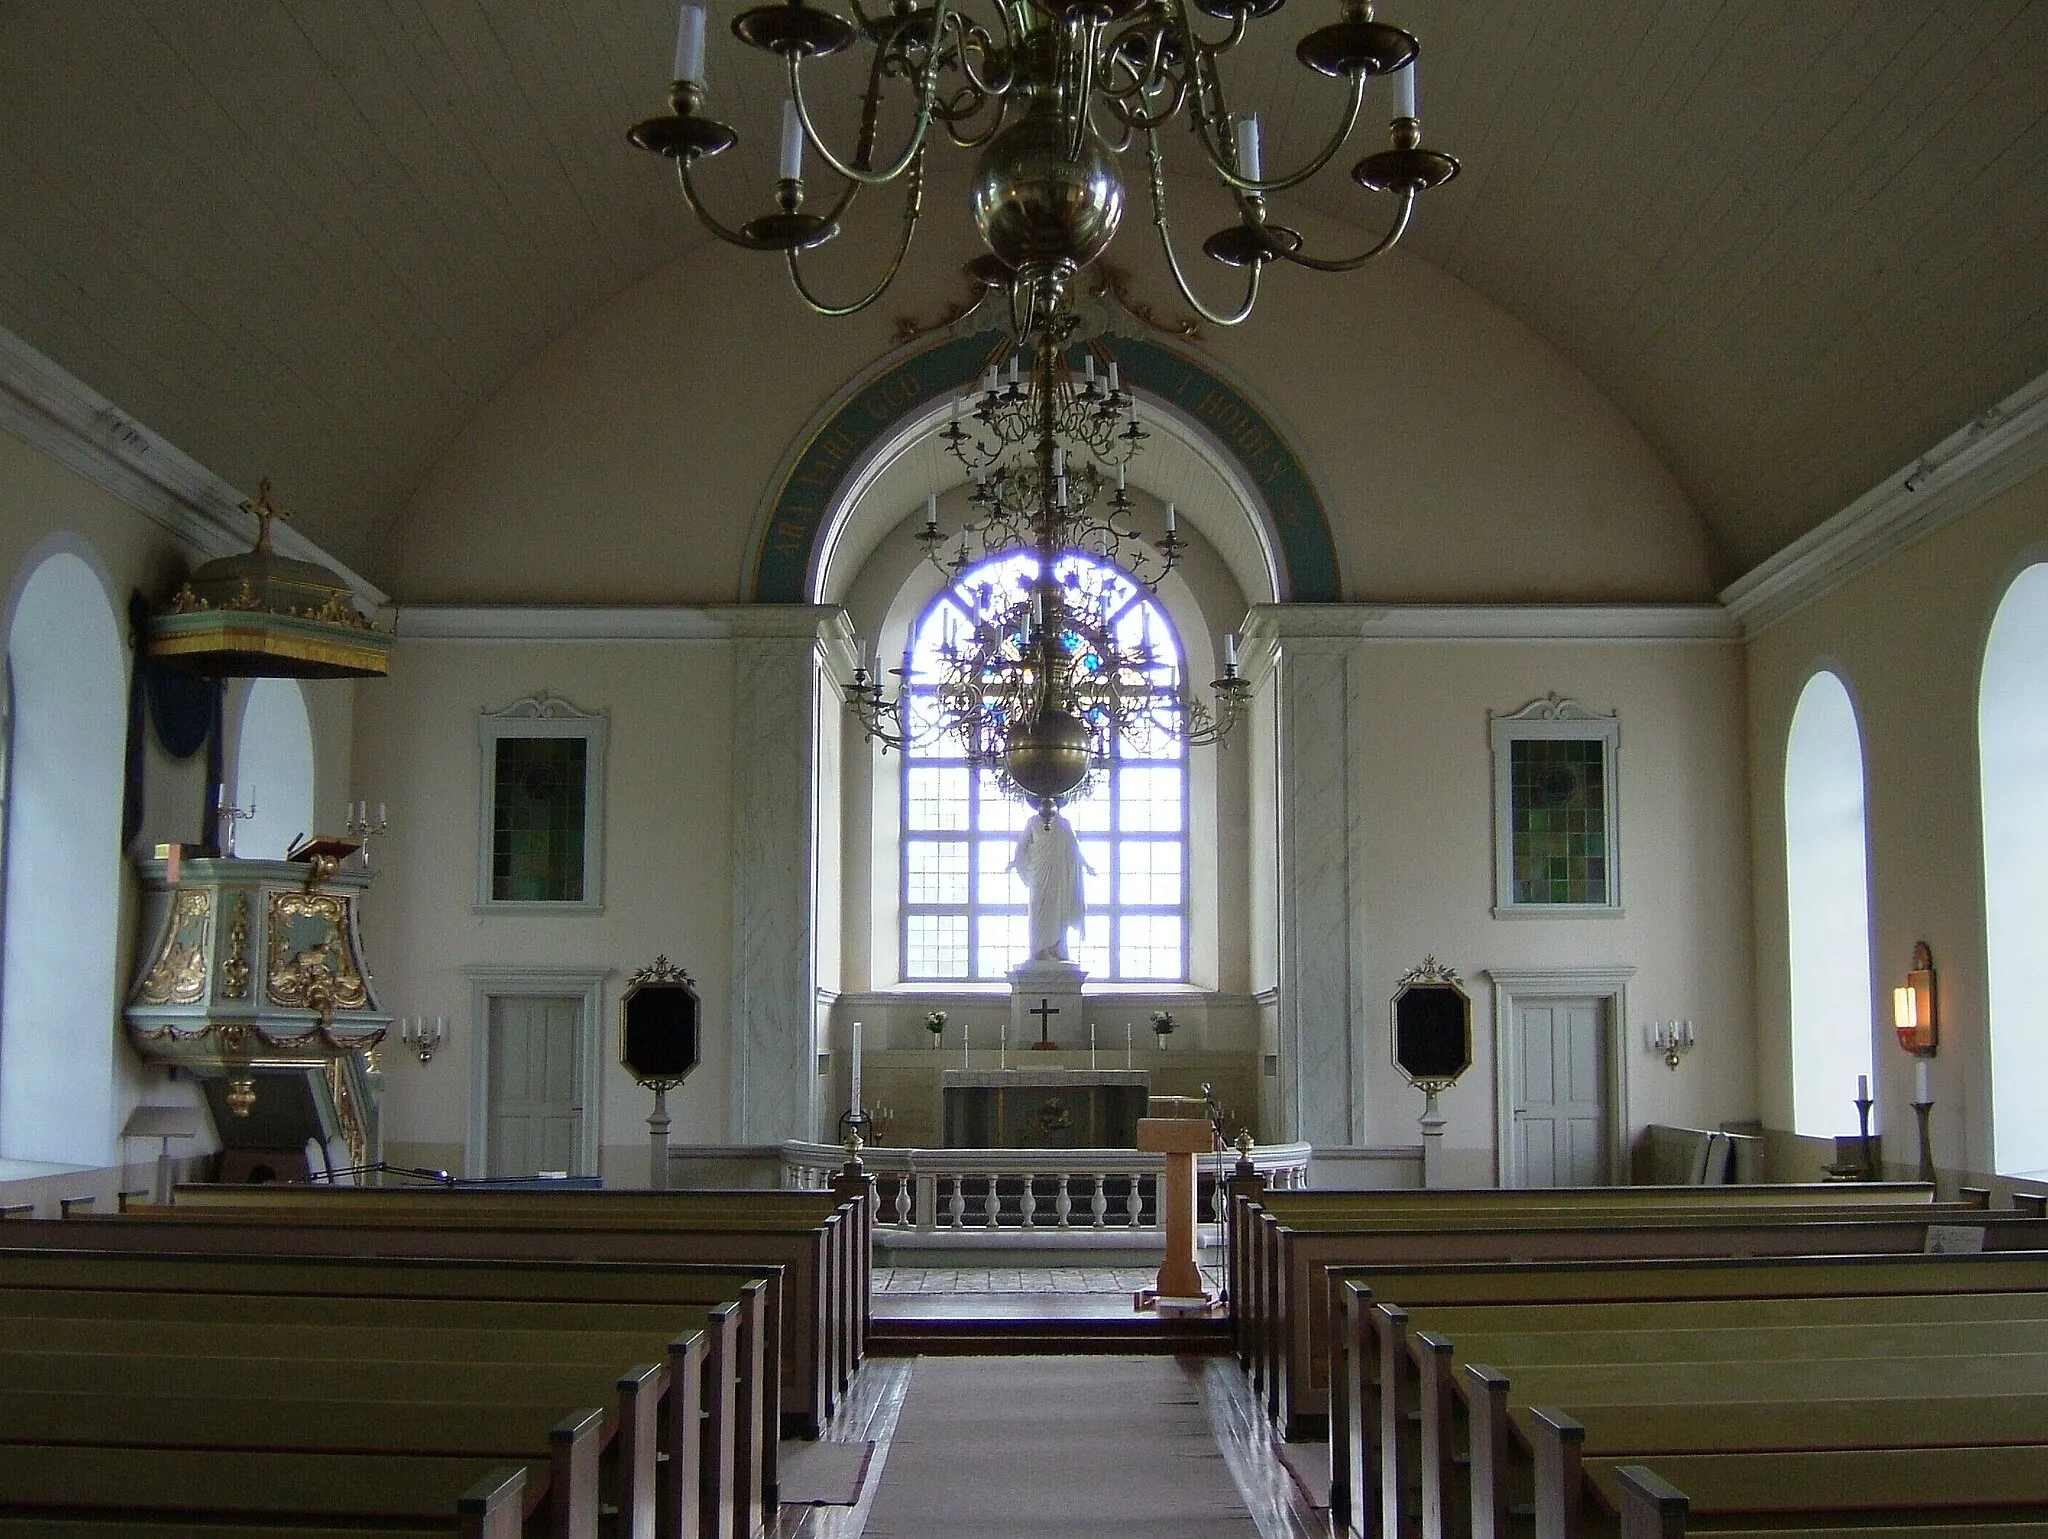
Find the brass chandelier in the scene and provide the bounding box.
[842,315,1248,806]
[628,0,1456,330]
[626,0,1457,806]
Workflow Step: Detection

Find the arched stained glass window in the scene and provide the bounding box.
[901,550,1188,982]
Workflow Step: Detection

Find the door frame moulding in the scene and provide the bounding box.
[461,965,611,1180]
[1484,965,1634,1188]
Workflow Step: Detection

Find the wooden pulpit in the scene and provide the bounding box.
[1135,1095,1215,1313]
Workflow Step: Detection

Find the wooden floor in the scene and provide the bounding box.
[774,1353,1329,1539]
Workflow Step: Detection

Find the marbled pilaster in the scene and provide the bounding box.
[1246,609,1363,1145]
[726,607,848,1142]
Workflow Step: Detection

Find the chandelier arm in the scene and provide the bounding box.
[1143,134,1263,327]
[953,18,1015,98]
[1067,16,1104,163]
[782,153,926,316]
[1170,4,1251,60]
[674,159,851,251]
[1098,42,1189,132]
[786,4,955,188]
[1186,71,1368,195]
[1248,184,1416,272]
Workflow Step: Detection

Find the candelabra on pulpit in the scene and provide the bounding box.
[345,801,387,866]
[215,794,256,858]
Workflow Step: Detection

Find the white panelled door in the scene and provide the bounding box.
[486,995,584,1177]
[1513,998,1608,1186]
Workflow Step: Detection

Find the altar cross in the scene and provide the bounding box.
[1030,997,1059,1048]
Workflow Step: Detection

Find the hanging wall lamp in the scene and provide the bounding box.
[1893,940,1937,1057]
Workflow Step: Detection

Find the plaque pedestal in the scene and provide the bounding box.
[1009,959,1086,1050]
[1135,1108,1215,1314]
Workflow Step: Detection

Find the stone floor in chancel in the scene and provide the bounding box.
[874,1264,1223,1294]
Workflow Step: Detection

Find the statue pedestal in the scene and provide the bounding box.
[1009,959,1086,1050]
[1134,1113,1215,1313]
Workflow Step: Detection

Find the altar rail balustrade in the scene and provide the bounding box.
[781,1141,1312,1232]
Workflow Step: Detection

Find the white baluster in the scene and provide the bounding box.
[1127,1172,1143,1228]
[1055,1175,1072,1228]
[981,1175,999,1228]
[1090,1173,1108,1229]
[894,1175,912,1228]
[946,1175,965,1228]
[1020,1173,1038,1228]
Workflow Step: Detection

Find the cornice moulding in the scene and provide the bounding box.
[0,325,388,611]
[1721,366,2048,633]
[392,605,735,641]
[1242,603,1739,643]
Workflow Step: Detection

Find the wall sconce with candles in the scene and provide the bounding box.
[1894,941,1938,1057]
[400,1015,447,1065]
[1646,1019,1696,1070]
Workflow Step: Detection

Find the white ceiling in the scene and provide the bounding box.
[1,0,2044,584]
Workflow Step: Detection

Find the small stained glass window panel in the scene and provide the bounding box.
[906,767,970,831]
[492,737,587,902]
[1509,737,1609,905]
[975,913,1029,977]
[1079,839,1113,906]
[1119,914,1184,979]
[1119,840,1182,906]
[977,839,1027,905]
[1118,767,1183,831]
[1073,915,1113,978]
[907,914,970,979]
[907,840,969,905]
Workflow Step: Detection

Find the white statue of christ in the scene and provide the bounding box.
[1010,806,1091,961]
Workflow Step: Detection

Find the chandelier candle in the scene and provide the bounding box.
[671,3,705,87]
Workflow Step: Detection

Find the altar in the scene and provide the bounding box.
[940,1068,1149,1149]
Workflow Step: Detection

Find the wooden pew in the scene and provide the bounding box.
[1443,1312,2048,1538]
[155,1182,866,1432]
[1268,1200,2038,1444]
[31,1213,786,1526]
[1331,1251,2048,1539]
[1597,1444,2048,1537]
[0,1248,744,1539]
[0,1450,532,1538]
[1230,1182,1948,1428]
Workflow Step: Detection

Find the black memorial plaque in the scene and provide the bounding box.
[1391,965,1472,1087]
[620,958,701,1087]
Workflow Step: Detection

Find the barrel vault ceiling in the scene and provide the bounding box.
[1,0,2043,587]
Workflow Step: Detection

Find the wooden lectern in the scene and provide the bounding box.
[1135,1094,1215,1314]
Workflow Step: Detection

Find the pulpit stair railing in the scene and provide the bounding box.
[781,1141,1311,1232]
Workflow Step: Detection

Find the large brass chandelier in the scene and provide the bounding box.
[626,0,1457,806]
[628,0,1456,330]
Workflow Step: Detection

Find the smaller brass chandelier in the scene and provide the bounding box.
[844,312,1247,807]
[930,332,1184,590]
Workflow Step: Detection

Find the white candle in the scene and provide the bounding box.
[778,100,804,181]
[962,1021,969,1068]
[850,1020,863,1116]
[1236,114,1262,180]
[1916,1059,1931,1103]
[1226,632,1239,669]
[1857,1074,1869,1102]
[377,802,386,825]
[673,3,706,85]
[1165,501,1177,533]
[1393,60,1417,119]
[1118,462,1127,491]
[1083,353,1096,384]
[1125,1021,1132,1068]
[925,493,938,530]
[1108,360,1120,394]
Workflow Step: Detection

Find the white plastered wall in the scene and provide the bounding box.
[1746,461,2048,1188]
[350,635,737,1179]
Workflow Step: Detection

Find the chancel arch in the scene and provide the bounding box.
[1782,667,1877,1140]
[0,538,127,1167]
[1981,559,2048,1179]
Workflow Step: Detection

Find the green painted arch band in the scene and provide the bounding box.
[750,330,1339,605]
